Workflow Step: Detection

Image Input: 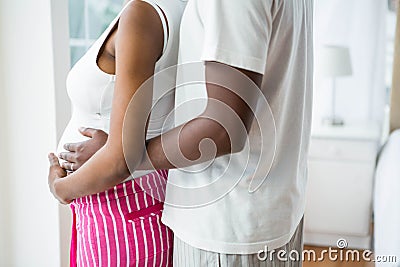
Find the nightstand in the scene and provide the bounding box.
[304,123,381,249]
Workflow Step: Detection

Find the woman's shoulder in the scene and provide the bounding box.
[119,0,163,28]
[116,1,165,63]
[117,0,165,48]
[121,0,186,25]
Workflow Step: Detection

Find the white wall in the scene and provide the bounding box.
[0,29,12,266]
[0,0,70,265]
[49,0,73,265]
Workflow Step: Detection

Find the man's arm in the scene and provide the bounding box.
[140,61,263,170]
[60,62,262,172]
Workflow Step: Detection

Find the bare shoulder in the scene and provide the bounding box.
[116,0,164,60]
[119,0,164,34]
[114,1,164,68]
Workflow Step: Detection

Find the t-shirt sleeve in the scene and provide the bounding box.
[200,0,273,74]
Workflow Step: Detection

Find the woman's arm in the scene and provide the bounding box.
[49,1,164,204]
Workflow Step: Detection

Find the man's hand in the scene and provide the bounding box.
[48,153,70,204]
[59,127,108,172]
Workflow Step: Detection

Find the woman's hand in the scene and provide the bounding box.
[59,128,108,172]
[48,153,71,204]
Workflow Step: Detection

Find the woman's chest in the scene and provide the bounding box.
[66,48,115,116]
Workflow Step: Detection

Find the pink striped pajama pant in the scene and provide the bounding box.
[70,170,173,267]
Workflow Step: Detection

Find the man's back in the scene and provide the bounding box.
[163,0,313,254]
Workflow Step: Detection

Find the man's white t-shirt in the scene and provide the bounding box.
[162,0,314,254]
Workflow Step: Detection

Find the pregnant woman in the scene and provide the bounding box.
[47,0,186,266]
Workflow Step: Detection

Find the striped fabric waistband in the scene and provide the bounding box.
[72,169,168,205]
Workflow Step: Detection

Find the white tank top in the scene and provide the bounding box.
[57,0,187,179]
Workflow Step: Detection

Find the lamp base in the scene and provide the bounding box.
[322,116,344,126]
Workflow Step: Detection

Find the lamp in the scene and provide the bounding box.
[319,45,353,126]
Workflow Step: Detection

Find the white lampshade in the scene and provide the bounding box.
[319,45,353,77]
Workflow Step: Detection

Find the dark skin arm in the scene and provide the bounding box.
[139,62,262,169]
[61,62,262,172]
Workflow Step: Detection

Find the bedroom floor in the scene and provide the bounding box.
[303,246,375,267]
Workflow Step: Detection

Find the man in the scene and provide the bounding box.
[60,0,313,265]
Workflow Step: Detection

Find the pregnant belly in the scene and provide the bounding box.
[56,116,109,156]
[56,116,152,180]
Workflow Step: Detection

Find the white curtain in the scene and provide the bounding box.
[313,0,387,125]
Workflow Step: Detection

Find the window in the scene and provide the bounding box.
[68,0,124,66]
